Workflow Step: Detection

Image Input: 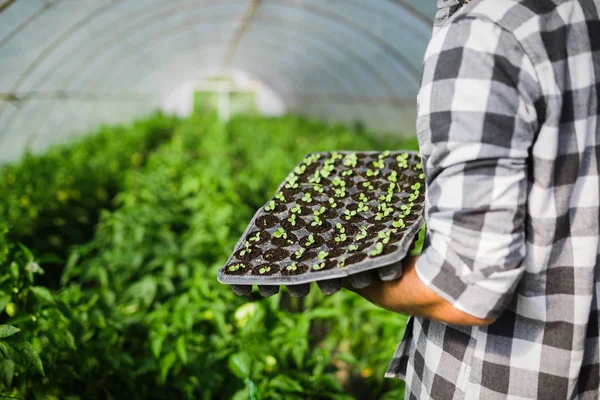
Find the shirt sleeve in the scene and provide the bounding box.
[415,15,542,320]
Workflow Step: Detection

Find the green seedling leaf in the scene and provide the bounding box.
[312,263,325,271]
[317,251,329,260]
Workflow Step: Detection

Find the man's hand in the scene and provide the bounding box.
[344,256,495,326]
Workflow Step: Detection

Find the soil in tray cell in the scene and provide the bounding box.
[280,262,309,276]
[300,233,325,249]
[281,217,307,231]
[309,259,337,273]
[244,230,270,245]
[271,232,298,248]
[251,264,280,276]
[367,214,395,224]
[234,246,262,262]
[345,253,368,266]
[305,220,333,234]
[255,214,280,229]
[262,248,290,262]
[223,262,251,276]
[290,250,317,263]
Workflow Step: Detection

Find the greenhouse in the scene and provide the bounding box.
[5,0,598,399]
[0,1,436,397]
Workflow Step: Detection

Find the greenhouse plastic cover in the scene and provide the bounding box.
[0,0,435,163]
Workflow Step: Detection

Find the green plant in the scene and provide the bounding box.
[294,248,305,259]
[265,200,276,212]
[312,262,325,271]
[228,263,246,272]
[370,242,384,256]
[362,181,374,191]
[317,251,329,260]
[259,266,272,275]
[287,214,297,226]
[0,112,416,399]
[286,263,298,272]
[328,198,337,208]
[301,193,312,203]
[273,227,287,239]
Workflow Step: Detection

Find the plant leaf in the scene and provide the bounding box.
[0,326,20,339]
[0,336,44,375]
[30,286,55,305]
[228,352,252,379]
[0,359,15,389]
[269,375,304,393]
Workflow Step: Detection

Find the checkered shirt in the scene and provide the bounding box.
[385,1,600,399]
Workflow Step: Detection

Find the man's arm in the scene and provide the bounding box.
[345,256,495,326]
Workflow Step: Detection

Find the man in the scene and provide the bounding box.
[349,0,600,398]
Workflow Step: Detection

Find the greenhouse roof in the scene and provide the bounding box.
[0,0,435,163]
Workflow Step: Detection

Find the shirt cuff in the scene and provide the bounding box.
[415,232,525,320]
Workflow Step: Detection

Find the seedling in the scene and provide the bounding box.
[380,150,391,158]
[328,198,337,208]
[291,204,302,214]
[273,227,287,239]
[286,262,298,272]
[312,262,325,271]
[240,241,252,256]
[320,164,335,178]
[285,174,299,189]
[341,170,353,177]
[356,226,368,241]
[348,244,359,251]
[249,232,261,242]
[373,159,385,169]
[311,215,323,227]
[314,206,326,216]
[265,200,276,212]
[397,153,409,169]
[359,193,368,203]
[305,234,315,247]
[357,202,369,213]
[387,170,398,183]
[259,266,272,275]
[275,192,286,202]
[419,173,425,180]
[362,181,374,191]
[340,258,346,268]
[294,164,307,175]
[334,187,346,198]
[414,162,423,171]
[294,248,305,259]
[375,204,393,221]
[366,169,379,177]
[303,153,320,165]
[318,251,329,260]
[370,242,384,256]
[332,177,346,187]
[378,230,396,245]
[335,233,347,243]
[411,183,421,191]
[343,153,358,168]
[301,193,312,203]
[392,219,406,229]
[308,171,322,184]
[287,214,297,226]
[336,223,345,233]
[401,202,414,217]
[228,263,245,272]
[344,209,357,220]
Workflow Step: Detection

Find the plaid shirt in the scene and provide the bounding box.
[386,0,600,399]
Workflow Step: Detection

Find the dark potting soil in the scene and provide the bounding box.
[251,264,280,276]
[234,247,262,262]
[272,232,298,247]
[262,248,289,262]
[280,263,309,276]
[345,253,368,266]
[255,214,280,229]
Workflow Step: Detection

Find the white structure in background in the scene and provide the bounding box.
[161,70,286,120]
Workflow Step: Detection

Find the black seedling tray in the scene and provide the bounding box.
[217,151,425,297]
